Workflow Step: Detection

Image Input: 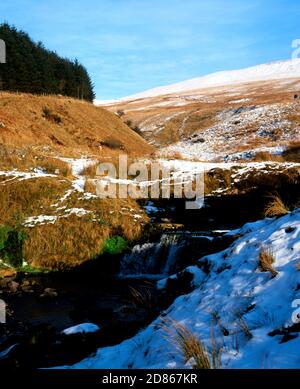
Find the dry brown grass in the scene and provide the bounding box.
[169,151,185,160]
[0,177,70,225]
[0,145,37,170]
[129,284,156,312]
[84,179,97,194]
[25,215,110,269]
[0,178,149,270]
[259,247,278,277]
[23,195,148,269]
[251,152,284,162]
[59,192,148,241]
[0,92,154,157]
[162,320,222,369]
[38,157,72,177]
[171,323,211,369]
[204,169,232,195]
[282,140,300,162]
[102,78,300,154]
[0,145,72,177]
[237,316,253,340]
[264,194,289,218]
[80,163,98,177]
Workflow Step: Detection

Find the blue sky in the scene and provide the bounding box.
[0,0,299,99]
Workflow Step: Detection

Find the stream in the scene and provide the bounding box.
[0,191,270,368]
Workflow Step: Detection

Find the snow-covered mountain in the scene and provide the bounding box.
[96,58,300,104]
[97,58,300,162]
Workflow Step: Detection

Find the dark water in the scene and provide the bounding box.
[1,189,290,368]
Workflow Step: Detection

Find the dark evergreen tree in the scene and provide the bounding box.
[0,23,95,101]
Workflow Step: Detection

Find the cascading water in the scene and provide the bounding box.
[119,234,187,278]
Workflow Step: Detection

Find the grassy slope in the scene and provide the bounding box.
[0,92,154,157]
[103,78,300,157]
[0,92,153,271]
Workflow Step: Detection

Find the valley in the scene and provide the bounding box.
[0,61,300,370]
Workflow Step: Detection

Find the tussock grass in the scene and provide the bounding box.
[129,284,156,312]
[79,156,136,178]
[259,247,278,277]
[204,169,232,195]
[25,215,110,269]
[172,323,211,369]
[237,316,253,340]
[20,193,148,269]
[251,151,284,162]
[169,151,185,160]
[0,145,72,176]
[38,157,72,177]
[0,177,70,225]
[80,163,98,177]
[264,194,289,218]
[84,179,97,193]
[0,145,37,170]
[42,106,62,124]
[162,320,222,369]
[282,140,300,162]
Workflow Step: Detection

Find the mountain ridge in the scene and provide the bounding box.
[95,58,300,104]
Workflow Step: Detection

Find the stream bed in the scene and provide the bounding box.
[0,191,271,368]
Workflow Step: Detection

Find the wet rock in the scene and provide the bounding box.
[20,280,34,293]
[285,226,296,234]
[0,278,11,289]
[280,333,298,344]
[39,288,58,299]
[7,281,19,293]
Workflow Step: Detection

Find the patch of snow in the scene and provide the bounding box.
[24,215,58,227]
[62,323,100,335]
[230,98,251,104]
[59,157,95,176]
[64,208,92,217]
[0,169,56,184]
[59,157,96,191]
[79,192,98,200]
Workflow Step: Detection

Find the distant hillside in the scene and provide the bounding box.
[99,60,300,161]
[99,58,300,102]
[0,92,154,157]
[0,23,95,101]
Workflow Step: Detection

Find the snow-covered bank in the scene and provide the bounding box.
[63,210,300,369]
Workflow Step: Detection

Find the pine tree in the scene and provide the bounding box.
[0,23,95,101]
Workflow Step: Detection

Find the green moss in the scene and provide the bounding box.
[18,264,51,274]
[0,225,27,267]
[102,236,127,255]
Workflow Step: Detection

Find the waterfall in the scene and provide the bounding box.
[119,234,187,278]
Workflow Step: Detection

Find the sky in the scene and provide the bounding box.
[0,0,300,100]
